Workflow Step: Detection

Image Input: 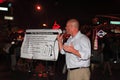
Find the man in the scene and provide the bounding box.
[57,19,91,80]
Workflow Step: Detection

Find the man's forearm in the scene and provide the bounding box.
[58,41,63,51]
[72,49,81,57]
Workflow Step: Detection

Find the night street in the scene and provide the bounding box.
[0,0,120,80]
[0,54,120,80]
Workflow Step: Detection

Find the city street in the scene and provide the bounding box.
[0,54,120,80]
[0,1,120,80]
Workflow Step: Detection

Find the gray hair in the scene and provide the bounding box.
[67,19,80,29]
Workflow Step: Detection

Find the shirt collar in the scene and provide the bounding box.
[69,31,82,40]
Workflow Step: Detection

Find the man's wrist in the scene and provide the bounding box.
[72,49,81,57]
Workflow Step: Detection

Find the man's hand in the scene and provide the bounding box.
[57,34,64,51]
[57,34,63,43]
[63,44,74,53]
[63,43,81,57]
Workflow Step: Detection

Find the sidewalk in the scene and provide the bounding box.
[0,54,120,80]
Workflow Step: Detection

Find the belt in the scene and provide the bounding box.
[68,67,89,70]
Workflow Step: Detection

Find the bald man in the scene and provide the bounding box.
[57,19,91,80]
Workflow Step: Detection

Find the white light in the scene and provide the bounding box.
[0,7,8,11]
[11,41,15,44]
[43,24,47,26]
[110,21,120,25]
[4,16,14,20]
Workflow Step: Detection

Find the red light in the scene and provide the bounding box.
[52,21,60,29]
[36,5,41,10]
[0,0,4,3]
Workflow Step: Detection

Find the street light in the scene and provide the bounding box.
[35,4,41,12]
[36,5,41,10]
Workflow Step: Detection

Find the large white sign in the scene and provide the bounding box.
[21,29,62,61]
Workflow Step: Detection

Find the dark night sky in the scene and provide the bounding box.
[12,0,120,29]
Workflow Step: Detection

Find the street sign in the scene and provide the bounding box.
[97,29,107,38]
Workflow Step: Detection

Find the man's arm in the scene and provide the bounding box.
[63,44,81,57]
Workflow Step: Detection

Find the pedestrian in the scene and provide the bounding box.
[57,19,91,80]
[102,37,113,75]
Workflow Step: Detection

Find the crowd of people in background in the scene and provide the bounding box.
[0,17,120,80]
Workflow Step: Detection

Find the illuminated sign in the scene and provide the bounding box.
[4,16,14,20]
[97,30,107,38]
[110,21,120,25]
[0,7,8,11]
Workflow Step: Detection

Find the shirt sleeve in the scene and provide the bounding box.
[60,48,66,54]
[77,36,91,60]
[79,37,91,59]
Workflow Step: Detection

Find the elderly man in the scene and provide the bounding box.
[57,19,91,80]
